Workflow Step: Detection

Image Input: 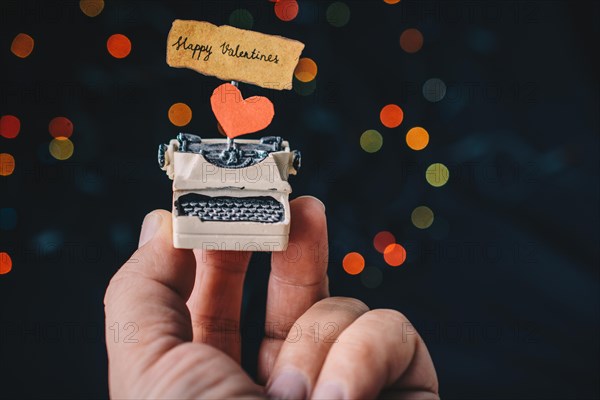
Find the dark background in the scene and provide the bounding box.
[1,1,599,398]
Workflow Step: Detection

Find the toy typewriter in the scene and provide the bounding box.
[158,133,300,251]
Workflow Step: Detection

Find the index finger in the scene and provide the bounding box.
[258,196,329,382]
[104,210,197,394]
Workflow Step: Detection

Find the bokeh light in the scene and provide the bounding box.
[0,153,15,176]
[380,104,404,128]
[229,9,254,30]
[0,115,20,139]
[360,129,383,153]
[400,28,423,53]
[79,0,104,17]
[0,208,17,231]
[293,77,316,96]
[384,0,401,4]
[11,33,34,58]
[343,252,365,275]
[423,78,447,102]
[48,116,73,138]
[168,102,192,127]
[383,243,407,267]
[75,168,105,194]
[294,58,318,82]
[406,127,429,150]
[411,206,434,229]
[274,0,299,22]
[32,229,64,256]
[49,138,74,161]
[426,163,450,187]
[0,252,12,275]
[326,2,351,28]
[360,266,383,289]
[107,34,132,59]
[373,231,396,253]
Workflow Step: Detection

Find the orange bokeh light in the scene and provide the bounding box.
[406,127,429,150]
[383,243,406,267]
[400,28,424,53]
[0,252,12,275]
[294,58,318,83]
[274,0,299,21]
[48,117,73,138]
[384,0,401,4]
[380,104,404,128]
[168,103,192,127]
[0,115,21,139]
[11,33,34,58]
[0,153,15,176]
[107,34,132,59]
[343,252,365,275]
[80,0,105,17]
[373,231,396,254]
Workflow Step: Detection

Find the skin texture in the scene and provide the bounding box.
[104,197,439,399]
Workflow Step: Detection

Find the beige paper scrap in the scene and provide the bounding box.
[167,20,305,90]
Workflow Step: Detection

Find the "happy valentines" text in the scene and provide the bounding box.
[171,36,280,65]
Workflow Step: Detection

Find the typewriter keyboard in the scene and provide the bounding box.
[176,193,284,223]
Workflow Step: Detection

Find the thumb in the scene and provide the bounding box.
[104,210,196,392]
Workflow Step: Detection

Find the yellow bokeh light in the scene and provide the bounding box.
[343,252,365,275]
[168,103,192,127]
[49,138,74,161]
[412,206,434,229]
[294,58,318,83]
[426,163,450,187]
[11,33,34,58]
[360,129,383,153]
[406,127,429,150]
[0,153,15,176]
[0,252,12,275]
[80,0,104,17]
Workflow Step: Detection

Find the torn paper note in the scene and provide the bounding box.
[167,20,305,90]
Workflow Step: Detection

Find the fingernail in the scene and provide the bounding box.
[311,383,345,400]
[138,212,162,248]
[267,369,309,400]
[296,195,326,212]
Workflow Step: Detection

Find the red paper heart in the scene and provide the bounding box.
[210,83,275,138]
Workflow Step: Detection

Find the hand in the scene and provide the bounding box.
[104,197,439,399]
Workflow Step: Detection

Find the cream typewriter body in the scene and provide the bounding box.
[159,134,300,251]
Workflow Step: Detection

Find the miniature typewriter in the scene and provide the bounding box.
[158,133,300,251]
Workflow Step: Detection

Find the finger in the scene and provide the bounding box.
[266,297,369,400]
[187,248,251,362]
[258,196,330,382]
[311,310,439,400]
[104,210,197,395]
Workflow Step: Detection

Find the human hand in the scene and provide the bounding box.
[104,197,439,399]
